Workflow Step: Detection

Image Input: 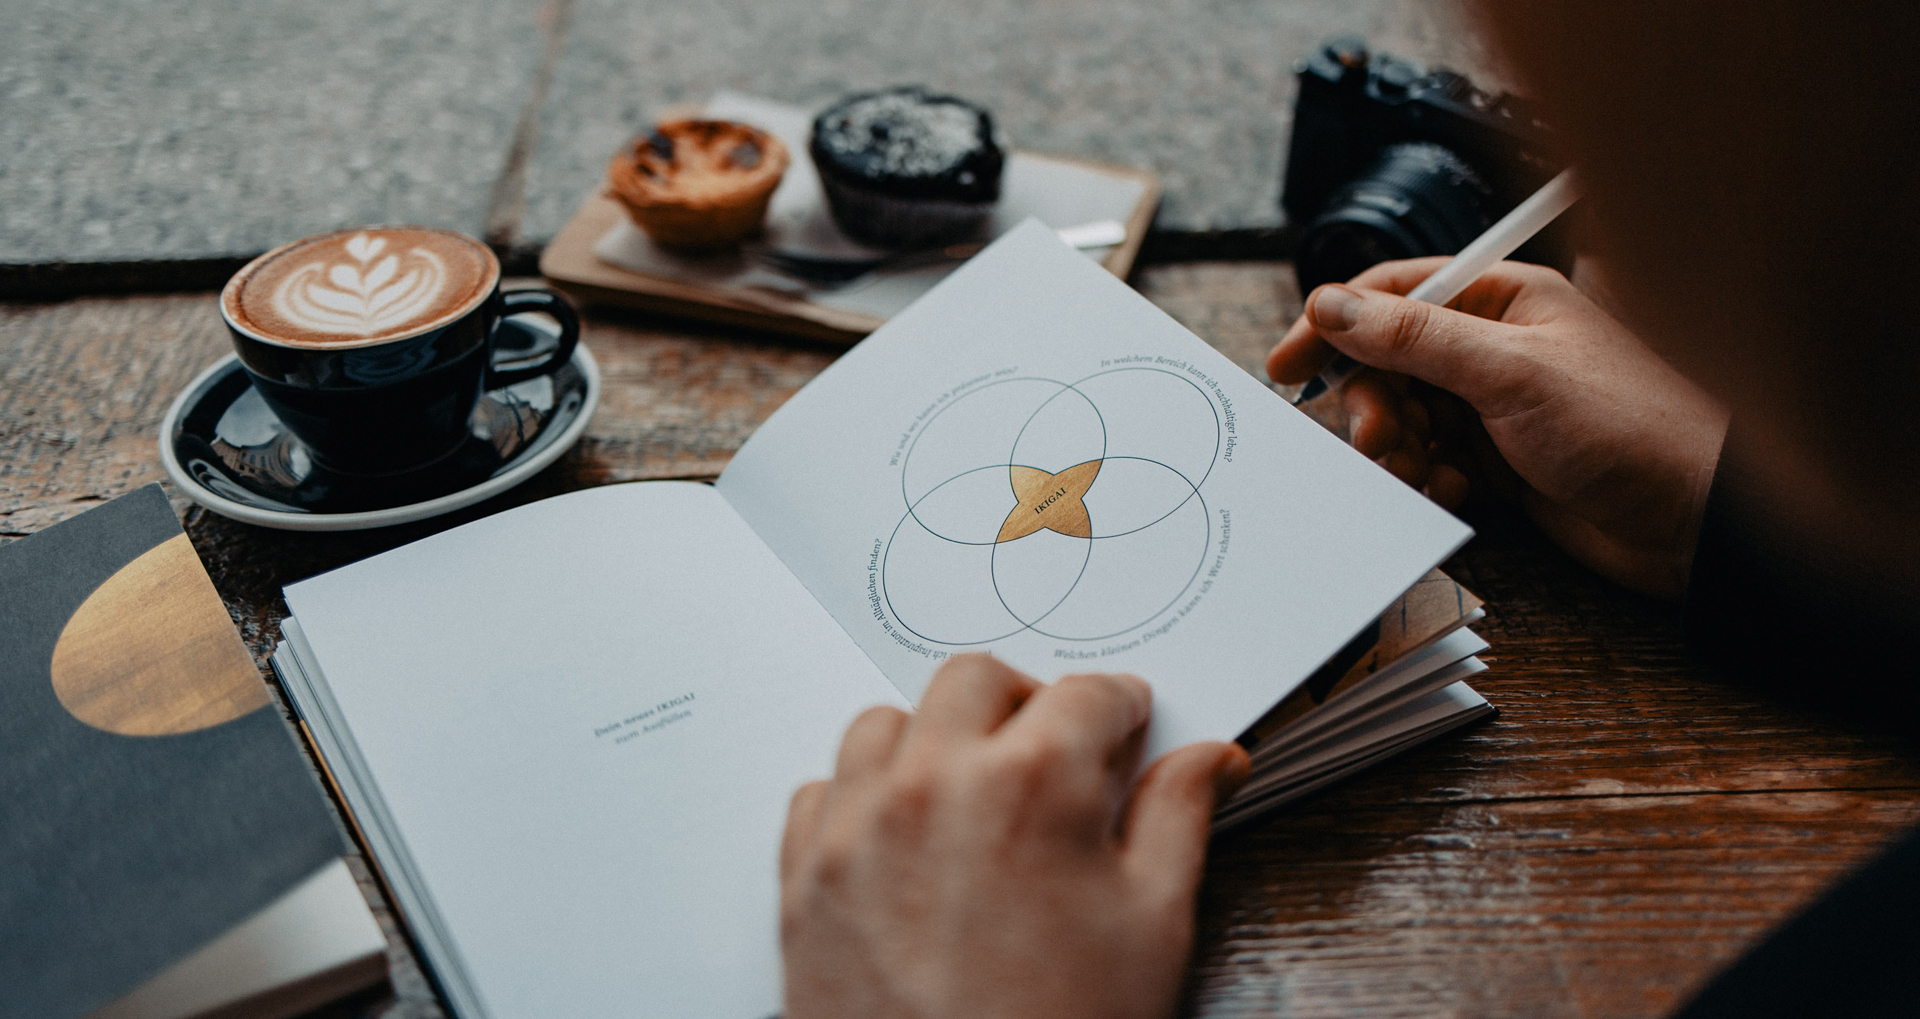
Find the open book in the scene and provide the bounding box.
[272,221,1491,1019]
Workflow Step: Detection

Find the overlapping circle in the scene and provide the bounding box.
[882,367,1220,644]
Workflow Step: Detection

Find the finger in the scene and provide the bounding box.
[1304,284,1538,414]
[834,705,911,782]
[1268,257,1549,386]
[1339,255,1453,296]
[1425,462,1471,511]
[1343,257,1566,323]
[998,672,1153,782]
[908,653,1040,743]
[1399,396,1431,445]
[1121,741,1249,896]
[1267,310,1338,385]
[1377,440,1431,491]
[1340,372,1403,458]
[780,780,829,882]
[1371,412,1433,490]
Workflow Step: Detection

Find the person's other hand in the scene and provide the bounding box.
[780,654,1250,1019]
[1268,258,1729,600]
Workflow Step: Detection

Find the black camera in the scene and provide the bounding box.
[1282,37,1573,293]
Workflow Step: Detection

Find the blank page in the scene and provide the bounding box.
[283,482,905,1019]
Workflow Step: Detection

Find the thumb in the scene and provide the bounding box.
[1120,741,1250,897]
[1306,283,1537,413]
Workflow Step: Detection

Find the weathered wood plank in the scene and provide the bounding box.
[3,265,1917,1019]
[1192,787,1920,1019]
[0,291,226,528]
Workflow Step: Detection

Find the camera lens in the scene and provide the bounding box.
[1295,141,1500,293]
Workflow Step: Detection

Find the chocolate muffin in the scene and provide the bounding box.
[809,87,1006,249]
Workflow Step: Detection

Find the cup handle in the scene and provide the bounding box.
[486,288,582,389]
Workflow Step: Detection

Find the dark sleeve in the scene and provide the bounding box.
[1674,426,1920,1018]
[1683,426,1920,733]
[1674,427,1920,1013]
[1671,822,1920,1019]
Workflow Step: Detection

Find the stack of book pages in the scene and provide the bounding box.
[1219,568,1486,829]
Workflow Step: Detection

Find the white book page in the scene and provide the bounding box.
[1253,628,1491,760]
[90,859,383,1019]
[1214,679,1491,830]
[1249,654,1491,783]
[718,220,1473,758]
[282,482,906,1019]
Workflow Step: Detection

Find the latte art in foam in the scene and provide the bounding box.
[271,233,448,338]
[223,226,497,348]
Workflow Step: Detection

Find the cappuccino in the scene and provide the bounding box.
[224,227,497,348]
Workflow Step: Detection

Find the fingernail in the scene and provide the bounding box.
[1215,745,1252,797]
[1347,412,1364,443]
[1310,285,1362,331]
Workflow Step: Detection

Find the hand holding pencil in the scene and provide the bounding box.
[1264,173,1731,602]
[1290,169,1583,405]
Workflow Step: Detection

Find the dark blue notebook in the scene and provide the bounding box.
[0,485,344,1019]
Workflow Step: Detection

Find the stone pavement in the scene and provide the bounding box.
[1,0,1508,282]
[1,0,548,267]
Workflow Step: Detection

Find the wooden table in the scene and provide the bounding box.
[5,264,1917,1019]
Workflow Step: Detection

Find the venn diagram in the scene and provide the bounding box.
[881,367,1220,644]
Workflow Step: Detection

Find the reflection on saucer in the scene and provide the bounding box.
[161,323,599,531]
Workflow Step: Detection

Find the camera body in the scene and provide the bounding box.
[1282,37,1573,293]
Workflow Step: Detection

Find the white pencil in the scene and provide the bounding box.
[1291,167,1582,405]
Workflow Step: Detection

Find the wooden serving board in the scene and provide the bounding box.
[541,154,1159,345]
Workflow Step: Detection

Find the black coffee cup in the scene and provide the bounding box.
[219,226,579,477]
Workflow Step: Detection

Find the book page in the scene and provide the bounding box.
[90,859,384,1019]
[1245,570,1485,742]
[282,482,906,1019]
[717,220,1474,758]
[1214,679,1491,831]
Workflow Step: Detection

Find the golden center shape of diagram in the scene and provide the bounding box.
[996,459,1103,543]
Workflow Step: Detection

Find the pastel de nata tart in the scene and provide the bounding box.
[607,119,789,252]
[809,87,1006,249]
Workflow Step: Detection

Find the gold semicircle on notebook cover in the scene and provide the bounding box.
[50,533,269,736]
